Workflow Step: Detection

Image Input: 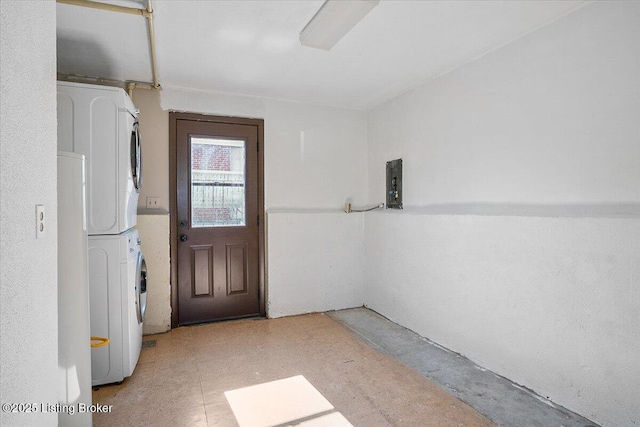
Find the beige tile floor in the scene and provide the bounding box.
[93,313,496,427]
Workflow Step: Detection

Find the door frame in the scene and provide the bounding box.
[169,112,265,327]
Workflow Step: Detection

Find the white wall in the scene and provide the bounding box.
[368,2,640,207]
[365,213,640,426]
[132,90,173,332]
[160,88,369,210]
[267,211,364,318]
[138,214,171,334]
[0,1,59,426]
[138,88,369,320]
[135,89,169,213]
[365,2,640,427]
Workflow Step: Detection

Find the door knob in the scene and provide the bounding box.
[180,234,188,242]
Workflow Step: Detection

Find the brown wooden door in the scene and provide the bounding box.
[174,116,262,325]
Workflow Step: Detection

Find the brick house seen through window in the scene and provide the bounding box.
[191,137,246,227]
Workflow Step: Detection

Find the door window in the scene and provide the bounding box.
[190,137,246,227]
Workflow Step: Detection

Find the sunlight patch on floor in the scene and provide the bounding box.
[224,375,353,427]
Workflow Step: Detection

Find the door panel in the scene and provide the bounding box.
[192,245,214,297]
[175,118,261,324]
[226,243,248,295]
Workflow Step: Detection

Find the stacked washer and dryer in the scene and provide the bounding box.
[57,81,147,386]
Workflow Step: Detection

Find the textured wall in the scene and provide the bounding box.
[0,1,59,425]
[160,88,369,211]
[133,89,169,213]
[135,89,369,326]
[364,2,640,426]
[368,2,640,207]
[138,214,171,334]
[267,211,364,318]
[365,213,640,426]
[133,91,172,332]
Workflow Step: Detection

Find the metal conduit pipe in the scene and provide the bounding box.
[57,0,150,16]
[57,0,161,93]
[145,0,160,89]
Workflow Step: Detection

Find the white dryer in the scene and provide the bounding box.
[57,81,142,235]
[88,228,147,386]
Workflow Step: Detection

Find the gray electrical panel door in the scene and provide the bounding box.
[386,159,403,209]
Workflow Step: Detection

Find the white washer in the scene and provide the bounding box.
[57,81,142,235]
[88,228,147,386]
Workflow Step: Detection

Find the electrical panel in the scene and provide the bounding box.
[386,159,403,209]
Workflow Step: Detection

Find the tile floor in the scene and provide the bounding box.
[328,308,599,427]
[93,313,495,427]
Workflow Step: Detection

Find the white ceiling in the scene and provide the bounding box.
[57,0,585,110]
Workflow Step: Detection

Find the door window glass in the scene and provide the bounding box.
[190,137,246,227]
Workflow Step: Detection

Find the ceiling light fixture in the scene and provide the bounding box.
[299,0,379,51]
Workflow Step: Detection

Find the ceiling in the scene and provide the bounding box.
[57,0,585,110]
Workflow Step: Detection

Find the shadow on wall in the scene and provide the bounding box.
[56,37,115,79]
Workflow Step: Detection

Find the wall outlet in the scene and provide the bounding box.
[146,197,161,209]
[36,205,45,238]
